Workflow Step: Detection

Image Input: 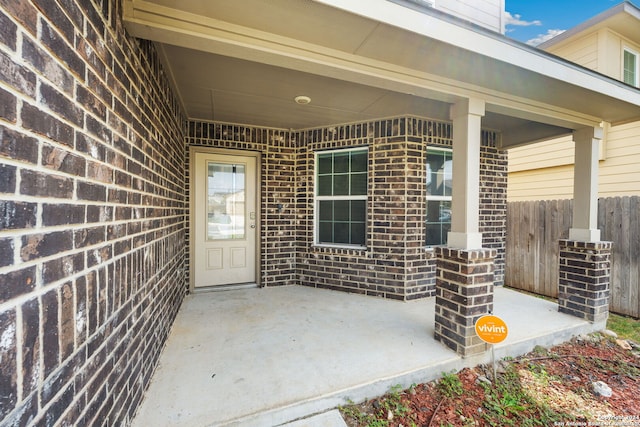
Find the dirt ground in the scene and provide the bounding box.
[341,333,640,427]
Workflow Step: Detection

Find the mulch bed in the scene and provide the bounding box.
[341,334,640,426]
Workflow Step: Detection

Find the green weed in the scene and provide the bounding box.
[379,384,411,419]
[607,313,640,343]
[339,384,415,427]
[479,364,566,427]
[437,371,464,398]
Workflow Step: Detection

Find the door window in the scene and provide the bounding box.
[207,162,246,240]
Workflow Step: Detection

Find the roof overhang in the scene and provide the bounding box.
[539,1,640,50]
[123,0,640,148]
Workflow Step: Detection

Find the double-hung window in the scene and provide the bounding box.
[425,148,452,246]
[623,48,639,87]
[315,148,368,247]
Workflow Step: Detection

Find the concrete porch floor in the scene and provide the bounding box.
[132,285,603,427]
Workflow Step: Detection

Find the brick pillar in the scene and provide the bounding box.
[558,240,612,323]
[434,247,496,357]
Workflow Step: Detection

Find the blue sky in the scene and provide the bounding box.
[505,1,636,45]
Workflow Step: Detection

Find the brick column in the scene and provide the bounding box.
[558,240,612,324]
[435,247,496,357]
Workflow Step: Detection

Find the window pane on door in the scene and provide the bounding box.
[207,162,246,240]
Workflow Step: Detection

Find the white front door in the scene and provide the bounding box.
[192,150,258,288]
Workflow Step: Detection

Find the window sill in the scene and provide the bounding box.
[313,243,367,252]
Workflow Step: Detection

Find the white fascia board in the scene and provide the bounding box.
[539,2,640,50]
[313,0,640,107]
[124,0,603,128]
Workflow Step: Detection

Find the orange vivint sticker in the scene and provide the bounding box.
[475,315,508,344]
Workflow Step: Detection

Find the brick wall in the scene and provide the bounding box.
[434,247,496,356]
[186,117,506,300]
[185,121,297,288]
[296,117,505,300]
[480,132,507,286]
[558,240,612,323]
[0,1,186,425]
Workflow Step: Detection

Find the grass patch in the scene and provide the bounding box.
[479,364,566,427]
[339,384,415,427]
[607,313,640,343]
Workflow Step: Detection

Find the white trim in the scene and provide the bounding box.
[313,243,367,250]
[315,195,367,200]
[425,147,453,247]
[426,195,451,202]
[449,98,483,248]
[569,228,601,242]
[188,146,262,291]
[539,2,640,50]
[425,147,453,201]
[314,146,367,156]
[314,147,369,247]
[571,127,602,243]
[312,0,640,107]
[447,231,483,249]
[428,146,453,153]
[623,47,639,87]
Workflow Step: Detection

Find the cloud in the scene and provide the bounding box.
[504,11,542,27]
[526,29,566,46]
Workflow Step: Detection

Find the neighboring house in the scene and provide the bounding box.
[508,1,640,201]
[1,0,639,425]
[394,0,506,32]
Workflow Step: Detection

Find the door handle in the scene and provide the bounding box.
[250,224,256,229]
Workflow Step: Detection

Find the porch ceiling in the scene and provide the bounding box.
[123,0,640,148]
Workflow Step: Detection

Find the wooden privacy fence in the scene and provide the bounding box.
[505,196,640,318]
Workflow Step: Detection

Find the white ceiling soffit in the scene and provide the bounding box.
[123,0,640,147]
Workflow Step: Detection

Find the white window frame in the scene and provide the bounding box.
[314,147,368,249]
[623,47,639,87]
[425,147,452,247]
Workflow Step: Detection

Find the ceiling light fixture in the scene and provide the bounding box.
[294,95,311,105]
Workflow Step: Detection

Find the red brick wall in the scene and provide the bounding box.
[0,1,186,425]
